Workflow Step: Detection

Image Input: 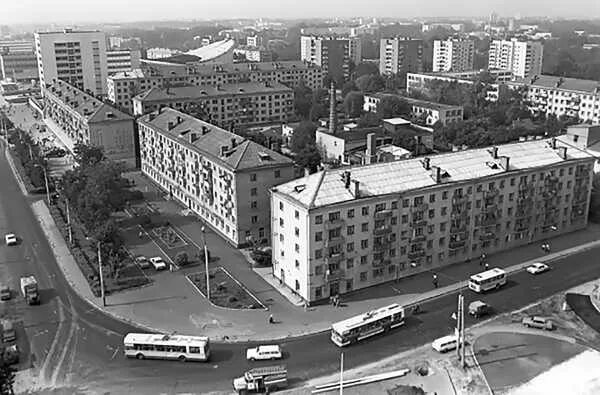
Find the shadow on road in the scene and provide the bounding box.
[107,295,187,307]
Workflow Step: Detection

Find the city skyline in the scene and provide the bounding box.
[2,0,600,25]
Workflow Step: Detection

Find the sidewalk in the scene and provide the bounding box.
[33,170,600,342]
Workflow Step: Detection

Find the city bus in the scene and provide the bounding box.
[123,333,210,362]
[468,268,507,293]
[330,303,405,347]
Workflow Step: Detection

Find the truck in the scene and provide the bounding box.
[233,365,288,394]
[20,276,39,305]
[1,319,16,343]
[468,300,491,318]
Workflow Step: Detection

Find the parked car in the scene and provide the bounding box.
[526,262,550,275]
[522,316,554,330]
[4,234,17,246]
[135,256,151,269]
[432,335,458,353]
[149,257,167,271]
[0,285,10,301]
[246,345,283,361]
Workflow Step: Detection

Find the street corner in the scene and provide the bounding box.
[473,331,587,393]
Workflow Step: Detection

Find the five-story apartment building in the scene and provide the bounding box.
[271,138,594,303]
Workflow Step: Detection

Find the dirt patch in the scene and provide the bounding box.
[187,267,264,309]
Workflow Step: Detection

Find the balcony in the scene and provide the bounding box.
[373,225,392,235]
[411,216,427,227]
[411,234,426,243]
[324,235,345,248]
[324,218,345,229]
[373,240,391,252]
[407,249,426,260]
[484,189,499,198]
[412,202,428,212]
[375,209,393,219]
[373,258,392,267]
[450,224,467,234]
[479,232,495,241]
[325,252,344,265]
[450,210,468,220]
[326,269,345,282]
[448,240,466,250]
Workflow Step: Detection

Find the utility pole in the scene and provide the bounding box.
[98,242,106,306]
[43,166,50,206]
[339,352,344,395]
[461,297,466,368]
[201,226,210,301]
[455,293,466,368]
[66,199,72,245]
[456,294,461,360]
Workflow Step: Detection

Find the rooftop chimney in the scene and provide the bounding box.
[231,137,237,148]
[365,133,377,165]
[341,171,351,189]
[189,132,198,144]
[431,165,442,183]
[499,155,510,171]
[201,125,209,135]
[351,180,360,198]
[167,121,174,130]
[328,80,337,135]
[220,145,229,156]
[550,137,557,149]
[422,157,431,170]
[489,146,498,159]
[557,146,567,160]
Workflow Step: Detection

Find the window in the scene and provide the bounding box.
[440,222,447,231]
[347,225,355,235]
[403,199,409,208]
[295,244,300,252]
[439,237,445,246]
[251,188,257,196]
[362,206,369,216]
[346,242,354,252]
[510,178,515,186]
[391,216,397,225]
[295,259,300,268]
[360,272,367,282]
[279,218,284,227]
[315,249,322,259]
[315,287,322,298]
[442,191,448,200]
[500,180,505,189]
[346,279,354,291]
[429,194,436,203]
[402,215,408,223]
[315,265,323,275]
[375,203,386,212]
[251,201,257,209]
[346,258,354,269]
[294,227,300,237]
[508,207,513,216]
[441,207,447,216]
[361,223,369,232]
[391,201,398,209]
[347,209,354,218]
[250,173,257,182]
[279,202,284,210]
[428,209,435,218]
[252,216,258,224]
[414,196,424,205]
[428,224,434,234]
[315,215,323,224]
[328,211,341,221]
[509,193,514,202]
[360,255,367,265]
[427,240,433,249]
[274,169,281,178]
[361,239,368,249]
[315,232,322,242]
[295,210,299,219]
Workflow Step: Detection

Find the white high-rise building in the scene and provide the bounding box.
[432,38,474,73]
[488,38,543,79]
[34,29,108,96]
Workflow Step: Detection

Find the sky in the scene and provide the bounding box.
[2,0,599,25]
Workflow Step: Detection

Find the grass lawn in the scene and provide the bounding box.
[188,267,264,310]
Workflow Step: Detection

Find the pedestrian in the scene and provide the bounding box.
[329,296,334,306]
[303,301,308,311]
[484,263,489,270]
[432,274,439,289]
[268,314,274,324]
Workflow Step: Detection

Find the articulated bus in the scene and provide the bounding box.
[468,268,507,293]
[330,303,405,347]
[123,333,210,362]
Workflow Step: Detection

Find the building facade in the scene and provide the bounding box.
[363,94,463,126]
[132,82,294,129]
[108,60,323,113]
[379,37,423,76]
[432,38,474,73]
[0,51,38,82]
[300,35,361,82]
[488,38,543,79]
[406,72,501,102]
[35,29,108,96]
[138,108,295,246]
[508,75,600,123]
[106,49,141,75]
[42,79,136,165]
[271,138,594,303]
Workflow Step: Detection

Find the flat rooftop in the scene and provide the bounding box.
[509,74,600,94]
[273,138,593,209]
[369,94,462,111]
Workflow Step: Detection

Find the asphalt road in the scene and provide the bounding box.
[2,104,600,394]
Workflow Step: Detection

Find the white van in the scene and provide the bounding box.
[432,335,458,353]
[246,345,283,361]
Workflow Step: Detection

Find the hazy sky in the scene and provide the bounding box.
[2,0,599,25]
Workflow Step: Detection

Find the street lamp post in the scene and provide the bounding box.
[97,242,106,307]
[201,226,210,301]
[66,198,73,245]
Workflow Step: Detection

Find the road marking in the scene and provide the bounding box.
[49,292,77,386]
[39,297,66,381]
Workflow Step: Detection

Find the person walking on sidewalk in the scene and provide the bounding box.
[268,314,274,324]
[432,274,439,289]
[480,253,486,266]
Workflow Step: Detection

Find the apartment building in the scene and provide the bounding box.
[300,35,361,82]
[432,38,474,72]
[363,93,463,126]
[379,37,423,77]
[507,75,600,123]
[132,82,294,129]
[0,51,38,82]
[35,29,108,95]
[108,60,323,113]
[42,79,135,165]
[271,138,594,303]
[106,49,141,75]
[488,38,543,79]
[138,108,295,246]
[406,72,501,102]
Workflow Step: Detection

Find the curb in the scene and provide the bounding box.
[471,342,494,395]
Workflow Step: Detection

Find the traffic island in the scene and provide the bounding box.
[187,267,266,310]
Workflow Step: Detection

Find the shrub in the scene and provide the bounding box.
[175,251,189,266]
[228,295,238,303]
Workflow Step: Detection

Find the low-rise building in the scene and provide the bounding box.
[132,81,294,129]
[42,79,136,165]
[108,60,323,113]
[0,51,38,82]
[106,49,141,75]
[507,75,600,123]
[363,93,463,126]
[406,71,502,102]
[138,108,295,246]
[271,138,594,303]
[234,46,273,62]
[317,128,393,164]
[558,124,600,172]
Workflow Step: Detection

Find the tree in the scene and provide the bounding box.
[0,357,15,395]
[295,144,321,172]
[341,80,358,98]
[377,96,411,119]
[290,121,318,153]
[357,112,382,128]
[343,91,364,118]
[74,143,105,167]
[175,251,189,266]
[352,61,379,79]
[293,80,312,119]
[308,88,328,121]
[355,74,386,93]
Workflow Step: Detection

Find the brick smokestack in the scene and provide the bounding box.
[328,80,337,135]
